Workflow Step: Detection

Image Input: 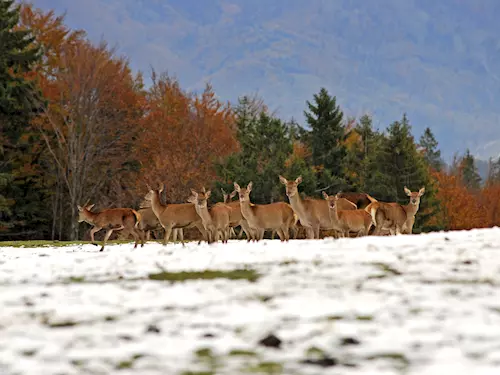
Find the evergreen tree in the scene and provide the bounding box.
[419,127,442,171]
[460,149,482,190]
[214,96,294,204]
[486,156,500,185]
[377,114,439,232]
[303,87,347,191]
[0,0,44,237]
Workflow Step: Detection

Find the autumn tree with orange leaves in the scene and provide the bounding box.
[136,71,238,203]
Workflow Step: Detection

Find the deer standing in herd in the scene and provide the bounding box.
[279,175,357,239]
[77,175,426,249]
[365,187,425,235]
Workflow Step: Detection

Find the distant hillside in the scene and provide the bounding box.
[476,159,490,183]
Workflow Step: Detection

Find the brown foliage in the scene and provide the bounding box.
[137,72,238,202]
[431,170,486,230]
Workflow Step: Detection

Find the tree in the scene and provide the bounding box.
[0,0,43,237]
[137,72,238,204]
[303,87,347,190]
[486,157,500,185]
[419,127,442,171]
[35,40,143,240]
[460,149,482,190]
[376,114,439,232]
[215,96,293,204]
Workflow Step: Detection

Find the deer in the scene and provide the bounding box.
[144,184,207,246]
[77,204,145,251]
[221,188,254,240]
[188,189,231,244]
[233,181,295,241]
[322,192,373,237]
[365,187,426,235]
[279,175,357,239]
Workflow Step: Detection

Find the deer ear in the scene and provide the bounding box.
[77,205,83,211]
[404,186,412,196]
[229,190,237,199]
[419,187,426,196]
[234,182,240,192]
[295,176,303,185]
[206,190,211,198]
[279,175,287,184]
[190,189,198,198]
[87,204,95,211]
[247,181,253,191]
[221,188,227,195]
[322,191,328,199]
[187,195,195,203]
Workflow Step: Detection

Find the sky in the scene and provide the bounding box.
[30,0,500,162]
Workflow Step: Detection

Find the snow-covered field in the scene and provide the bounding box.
[1,228,500,375]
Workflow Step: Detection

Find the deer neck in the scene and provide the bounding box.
[195,204,213,227]
[403,201,420,219]
[287,192,307,216]
[150,192,166,217]
[83,210,98,225]
[328,205,341,224]
[239,199,256,223]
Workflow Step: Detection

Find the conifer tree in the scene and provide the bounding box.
[303,88,347,191]
[419,127,442,171]
[0,0,43,235]
[460,149,482,190]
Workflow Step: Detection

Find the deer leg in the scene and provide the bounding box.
[90,226,102,245]
[146,230,151,242]
[313,225,320,239]
[163,225,173,246]
[100,229,114,252]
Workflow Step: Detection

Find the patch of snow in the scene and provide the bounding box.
[1,228,500,374]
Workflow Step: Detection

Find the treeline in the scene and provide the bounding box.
[1,1,499,241]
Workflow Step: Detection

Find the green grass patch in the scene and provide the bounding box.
[355,315,374,321]
[228,349,258,357]
[371,262,402,276]
[244,362,283,374]
[367,352,409,369]
[115,354,145,370]
[148,269,260,283]
[180,372,214,375]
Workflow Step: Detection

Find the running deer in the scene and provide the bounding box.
[77,204,145,251]
[188,189,231,243]
[365,187,425,235]
[279,175,357,239]
[221,188,254,240]
[233,181,295,241]
[144,184,207,246]
[322,192,373,237]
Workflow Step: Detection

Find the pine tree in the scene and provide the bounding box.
[460,149,482,190]
[376,114,439,232]
[303,87,347,191]
[214,96,293,204]
[486,156,500,185]
[419,127,442,171]
[0,0,43,236]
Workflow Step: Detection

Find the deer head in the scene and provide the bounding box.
[279,175,303,198]
[404,186,425,205]
[189,189,211,209]
[322,191,338,210]
[77,204,95,222]
[234,182,252,203]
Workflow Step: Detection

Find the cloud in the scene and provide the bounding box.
[31,0,500,161]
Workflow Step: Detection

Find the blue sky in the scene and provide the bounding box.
[30,0,500,162]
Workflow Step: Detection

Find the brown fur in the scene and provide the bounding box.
[279,175,357,239]
[77,204,144,251]
[322,192,373,237]
[144,186,207,246]
[365,187,425,235]
[234,181,295,241]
